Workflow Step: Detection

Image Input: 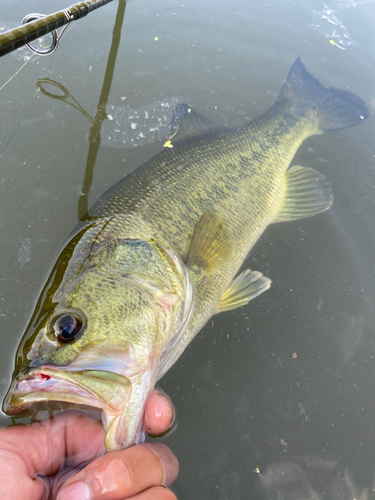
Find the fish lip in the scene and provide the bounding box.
[3,366,131,416]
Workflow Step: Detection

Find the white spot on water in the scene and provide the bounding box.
[18,238,32,264]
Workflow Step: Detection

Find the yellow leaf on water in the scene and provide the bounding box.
[163,140,173,148]
[329,39,345,50]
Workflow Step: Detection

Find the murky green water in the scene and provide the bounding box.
[1,0,375,498]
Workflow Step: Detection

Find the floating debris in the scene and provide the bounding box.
[310,0,374,48]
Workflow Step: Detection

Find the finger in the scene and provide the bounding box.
[0,464,46,500]
[127,486,177,500]
[0,411,104,479]
[56,443,179,500]
[143,390,175,436]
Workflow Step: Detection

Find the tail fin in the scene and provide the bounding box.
[278,58,369,133]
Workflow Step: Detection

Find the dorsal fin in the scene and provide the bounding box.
[168,103,225,142]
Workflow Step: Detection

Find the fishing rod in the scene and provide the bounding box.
[0,0,114,57]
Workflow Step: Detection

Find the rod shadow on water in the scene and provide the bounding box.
[78,0,127,220]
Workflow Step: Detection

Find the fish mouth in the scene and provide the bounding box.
[3,367,132,416]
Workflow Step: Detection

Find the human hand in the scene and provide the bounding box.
[0,390,178,500]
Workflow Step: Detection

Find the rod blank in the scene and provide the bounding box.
[0,0,114,57]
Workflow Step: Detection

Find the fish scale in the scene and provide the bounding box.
[88,117,309,340]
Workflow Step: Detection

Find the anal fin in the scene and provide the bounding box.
[273,165,333,223]
[187,212,233,275]
[218,269,271,312]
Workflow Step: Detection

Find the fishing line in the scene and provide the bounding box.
[0,52,36,90]
[0,45,55,157]
[0,13,69,90]
[0,22,62,157]
[0,93,38,157]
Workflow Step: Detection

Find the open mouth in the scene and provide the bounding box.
[4,367,132,416]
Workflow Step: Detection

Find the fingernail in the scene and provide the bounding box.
[56,481,92,500]
[145,390,175,435]
[158,392,175,428]
[143,442,179,486]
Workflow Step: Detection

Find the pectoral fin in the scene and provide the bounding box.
[273,165,333,223]
[218,269,271,312]
[187,212,233,274]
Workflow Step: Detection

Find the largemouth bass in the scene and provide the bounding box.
[3,59,368,451]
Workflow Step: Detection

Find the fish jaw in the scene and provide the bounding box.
[4,364,160,451]
[4,367,132,421]
[103,367,158,451]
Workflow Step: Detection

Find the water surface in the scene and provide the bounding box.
[1,0,375,498]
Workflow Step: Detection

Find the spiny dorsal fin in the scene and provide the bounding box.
[273,165,333,223]
[168,103,225,143]
[186,212,233,275]
[218,269,271,312]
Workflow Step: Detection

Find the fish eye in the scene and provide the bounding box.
[52,314,83,343]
